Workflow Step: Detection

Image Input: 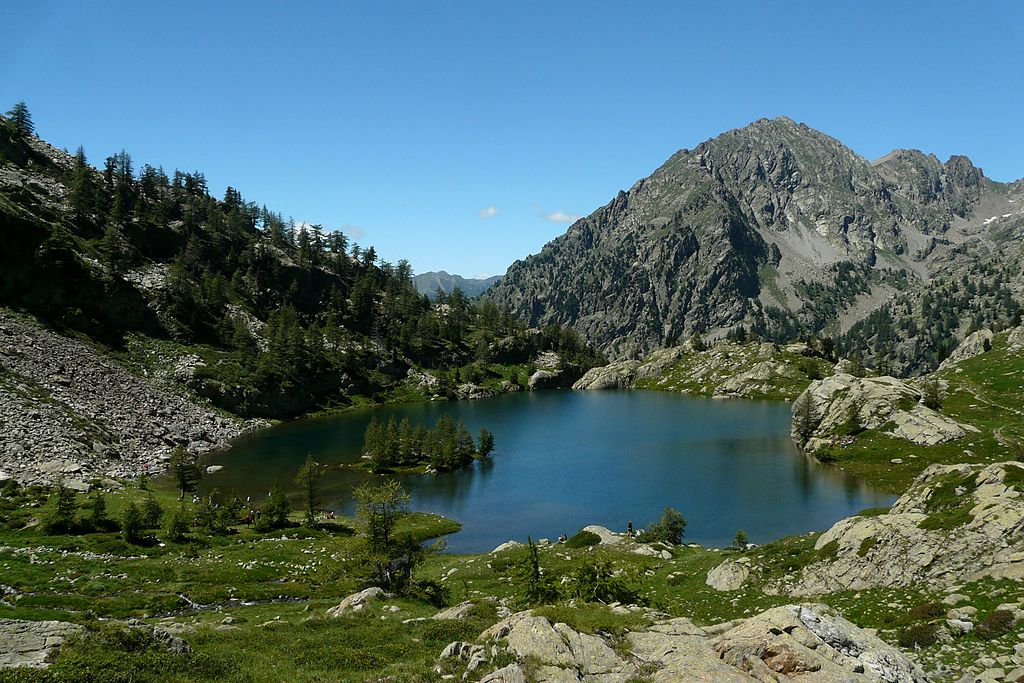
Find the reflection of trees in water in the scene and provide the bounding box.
[397,460,484,511]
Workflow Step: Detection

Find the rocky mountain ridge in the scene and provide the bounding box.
[412,271,502,298]
[488,117,1023,367]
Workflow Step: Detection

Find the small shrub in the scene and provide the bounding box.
[975,610,1014,640]
[565,558,639,605]
[565,530,601,549]
[636,508,686,545]
[857,537,877,557]
[897,622,939,648]
[909,602,945,620]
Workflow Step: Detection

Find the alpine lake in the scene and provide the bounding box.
[200,390,894,553]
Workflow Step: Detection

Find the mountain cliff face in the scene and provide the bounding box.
[488,117,1022,364]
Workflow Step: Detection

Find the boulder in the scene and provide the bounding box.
[491,540,523,554]
[478,664,526,683]
[711,604,927,682]
[205,465,223,474]
[0,618,85,669]
[706,559,750,592]
[580,525,625,545]
[433,601,475,620]
[482,612,635,681]
[326,587,386,617]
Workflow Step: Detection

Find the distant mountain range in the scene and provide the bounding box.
[488,116,1024,372]
[413,271,502,298]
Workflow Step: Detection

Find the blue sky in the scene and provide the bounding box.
[2,1,1022,277]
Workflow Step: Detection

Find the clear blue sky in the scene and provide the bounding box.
[3,1,1022,277]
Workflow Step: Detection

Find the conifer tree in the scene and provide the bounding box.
[168,446,202,500]
[294,454,324,528]
[5,101,33,135]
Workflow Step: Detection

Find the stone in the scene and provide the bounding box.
[205,465,224,474]
[0,618,85,669]
[477,664,525,683]
[1005,666,1024,682]
[490,541,522,554]
[943,593,970,606]
[706,559,750,592]
[580,525,625,545]
[326,587,386,617]
[432,602,475,620]
[946,619,974,634]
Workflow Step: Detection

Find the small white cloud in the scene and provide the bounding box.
[542,210,582,223]
[479,206,500,219]
[342,224,365,239]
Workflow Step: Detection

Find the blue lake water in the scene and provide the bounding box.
[202,390,894,552]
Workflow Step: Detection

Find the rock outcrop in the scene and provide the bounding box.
[939,328,994,369]
[469,604,926,682]
[794,372,973,451]
[0,310,253,486]
[0,619,85,669]
[575,341,830,401]
[787,462,1024,595]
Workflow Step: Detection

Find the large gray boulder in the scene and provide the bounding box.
[326,587,386,617]
[711,604,927,682]
[786,462,1024,595]
[0,619,85,669]
[705,559,750,592]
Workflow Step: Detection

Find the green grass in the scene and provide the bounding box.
[2,479,1021,681]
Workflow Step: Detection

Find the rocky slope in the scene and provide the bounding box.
[488,116,1023,366]
[0,310,252,488]
[574,338,832,400]
[785,462,1024,596]
[451,603,926,682]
